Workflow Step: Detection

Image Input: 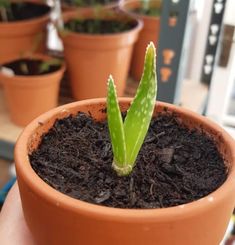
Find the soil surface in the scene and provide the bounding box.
[2,58,61,76]
[0,2,50,22]
[30,112,227,209]
[62,0,118,7]
[65,19,137,34]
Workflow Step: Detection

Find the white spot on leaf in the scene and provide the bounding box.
[140,98,146,105]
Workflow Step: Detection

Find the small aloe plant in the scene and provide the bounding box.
[107,42,157,176]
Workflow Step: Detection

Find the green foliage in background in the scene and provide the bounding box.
[0,0,11,21]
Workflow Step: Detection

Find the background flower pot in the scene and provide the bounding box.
[0,1,51,64]
[60,10,142,100]
[0,54,65,127]
[15,98,235,245]
[121,0,161,81]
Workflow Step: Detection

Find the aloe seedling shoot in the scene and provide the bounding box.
[107,42,157,176]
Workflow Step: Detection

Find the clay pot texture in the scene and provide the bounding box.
[60,10,142,100]
[15,98,235,245]
[121,0,161,81]
[0,54,65,127]
[0,1,51,64]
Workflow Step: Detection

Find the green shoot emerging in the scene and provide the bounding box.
[142,0,150,13]
[107,42,157,176]
[39,58,62,74]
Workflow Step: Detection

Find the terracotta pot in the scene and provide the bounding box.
[121,0,161,81]
[60,10,142,100]
[0,54,65,127]
[15,98,235,245]
[0,1,51,64]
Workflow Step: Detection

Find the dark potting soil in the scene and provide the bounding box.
[0,2,50,22]
[30,111,227,209]
[2,58,61,76]
[62,0,118,7]
[65,19,138,34]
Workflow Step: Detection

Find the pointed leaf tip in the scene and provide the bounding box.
[147,42,156,55]
[123,41,157,166]
[108,74,114,81]
[142,42,156,82]
[107,75,115,89]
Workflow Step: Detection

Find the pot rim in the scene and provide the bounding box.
[60,9,143,40]
[0,1,51,27]
[15,98,235,222]
[0,53,66,82]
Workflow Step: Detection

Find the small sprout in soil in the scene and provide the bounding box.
[107,42,157,176]
[39,58,63,74]
[20,62,29,75]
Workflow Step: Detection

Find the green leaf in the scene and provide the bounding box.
[39,58,62,74]
[107,76,127,174]
[0,0,10,8]
[124,42,157,165]
[0,0,10,21]
[107,42,157,176]
[142,0,150,12]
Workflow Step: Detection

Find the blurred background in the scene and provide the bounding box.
[0,0,235,242]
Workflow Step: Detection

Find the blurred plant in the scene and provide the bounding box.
[62,8,132,35]
[20,61,29,75]
[0,0,52,22]
[142,0,150,12]
[0,0,12,21]
[74,0,84,5]
[61,0,114,7]
[139,0,161,17]
[107,42,157,176]
[39,58,62,73]
[18,58,62,75]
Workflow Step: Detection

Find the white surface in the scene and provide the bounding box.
[206,0,235,127]
[187,0,214,83]
[220,218,234,244]
[223,125,235,139]
[224,0,235,25]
